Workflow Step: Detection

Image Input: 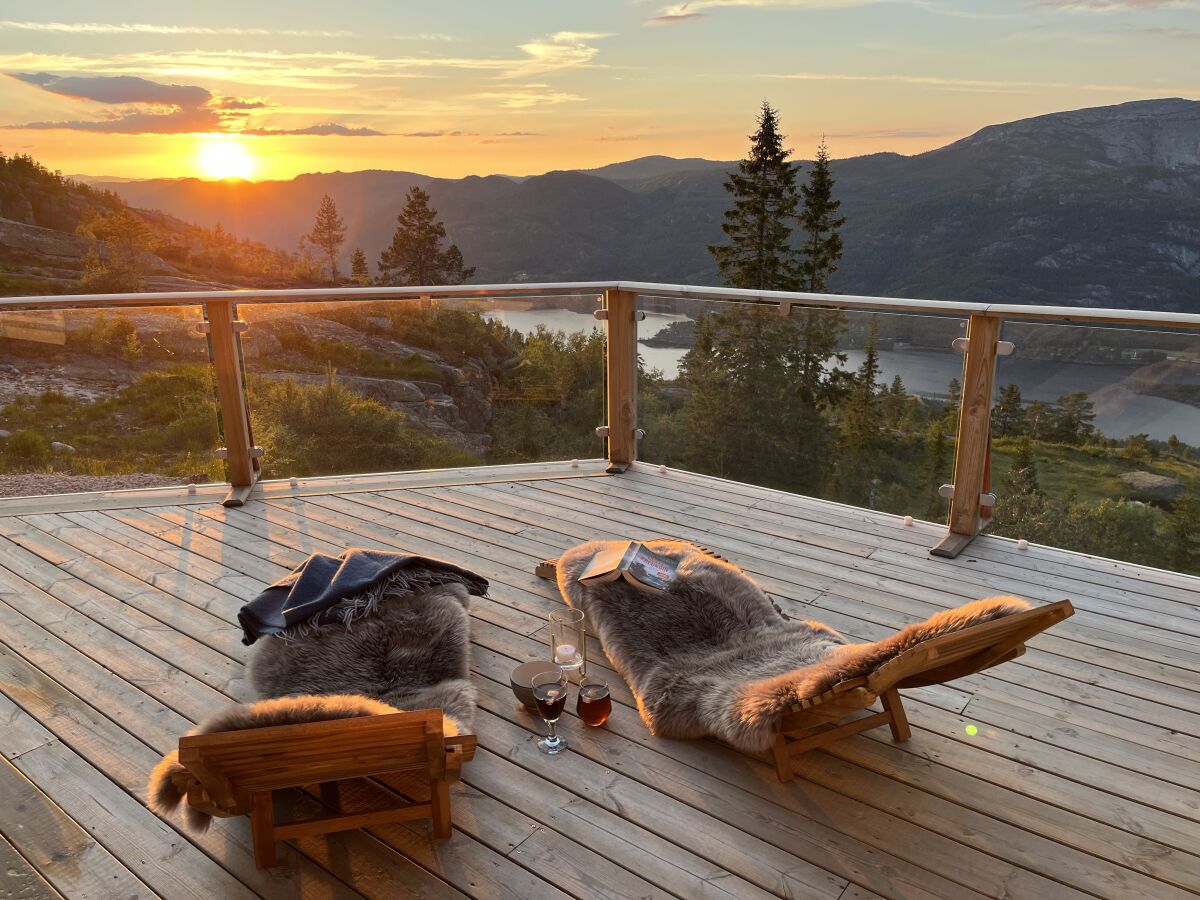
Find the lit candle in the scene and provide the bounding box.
[554,643,577,663]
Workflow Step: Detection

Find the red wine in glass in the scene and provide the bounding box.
[531,670,568,754]
[534,682,568,721]
[577,676,611,726]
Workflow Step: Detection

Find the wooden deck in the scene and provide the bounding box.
[1,460,1198,900]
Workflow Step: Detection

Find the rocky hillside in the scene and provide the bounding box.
[0,153,304,294]
[102,98,1200,312]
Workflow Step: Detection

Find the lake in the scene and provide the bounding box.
[483,309,1200,444]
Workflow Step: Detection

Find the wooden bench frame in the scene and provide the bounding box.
[771,600,1074,781]
[170,708,477,868]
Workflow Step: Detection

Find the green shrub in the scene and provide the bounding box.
[250,373,476,478]
[4,429,50,464]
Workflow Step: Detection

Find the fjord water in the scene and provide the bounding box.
[486,307,1199,443]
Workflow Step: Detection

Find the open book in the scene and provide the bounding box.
[577,541,678,593]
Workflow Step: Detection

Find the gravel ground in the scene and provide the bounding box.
[0,473,189,499]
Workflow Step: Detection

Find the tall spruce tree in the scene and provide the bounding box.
[378,186,475,286]
[797,138,846,293]
[708,102,800,290]
[686,102,849,497]
[993,383,1026,437]
[308,194,346,280]
[834,317,885,504]
[350,247,369,284]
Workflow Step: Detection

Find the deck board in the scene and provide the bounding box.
[1,463,1198,899]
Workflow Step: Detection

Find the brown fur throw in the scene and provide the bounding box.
[248,581,476,729]
[147,693,403,832]
[147,581,476,833]
[557,539,1029,753]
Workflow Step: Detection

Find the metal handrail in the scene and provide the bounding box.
[3,281,1199,330]
[4,280,1197,550]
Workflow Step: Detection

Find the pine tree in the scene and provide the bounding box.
[797,138,846,293]
[993,439,1055,544]
[993,383,1026,437]
[941,377,962,432]
[679,306,838,495]
[708,102,800,290]
[378,186,476,286]
[1051,392,1096,445]
[834,317,884,504]
[308,194,346,280]
[350,247,369,284]
[1167,492,1200,573]
[923,421,951,520]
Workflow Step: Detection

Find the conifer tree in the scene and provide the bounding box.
[923,422,951,520]
[834,318,885,504]
[308,194,346,280]
[993,383,1026,437]
[350,247,369,284]
[708,102,800,290]
[797,138,846,293]
[994,439,1055,544]
[1167,492,1200,573]
[378,186,475,286]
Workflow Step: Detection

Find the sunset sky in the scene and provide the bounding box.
[1,1,1196,181]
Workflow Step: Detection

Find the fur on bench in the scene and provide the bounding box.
[557,538,1029,753]
[148,580,476,832]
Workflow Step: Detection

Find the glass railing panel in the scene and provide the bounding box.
[0,305,223,498]
[991,320,1200,573]
[237,294,606,480]
[635,293,968,522]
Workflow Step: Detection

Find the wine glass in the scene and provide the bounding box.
[576,675,611,727]
[532,669,569,754]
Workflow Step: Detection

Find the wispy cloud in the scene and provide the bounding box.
[765,70,1198,94]
[648,0,877,24]
[508,32,613,78]
[4,72,383,135]
[242,122,386,136]
[473,85,585,108]
[0,20,354,37]
[1140,24,1200,36]
[398,129,480,137]
[1030,0,1194,10]
[0,32,613,89]
[12,72,209,106]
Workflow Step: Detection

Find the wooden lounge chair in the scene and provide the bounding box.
[553,539,1076,783]
[771,599,1074,780]
[170,708,476,867]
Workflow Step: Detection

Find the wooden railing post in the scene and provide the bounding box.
[205,300,259,506]
[932,314,1001,558]
[603,289,639,473]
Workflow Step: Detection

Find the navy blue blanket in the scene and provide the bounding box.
[238,548,488,645]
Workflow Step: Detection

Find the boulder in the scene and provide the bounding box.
[50,441,76,454]
[1120,471,1185,505]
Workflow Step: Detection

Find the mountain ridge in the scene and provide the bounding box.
[88,98,1200,311]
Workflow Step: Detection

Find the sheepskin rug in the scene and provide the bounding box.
[147,580,476,832]
[557,538,1029,753]
[249,580,476,730]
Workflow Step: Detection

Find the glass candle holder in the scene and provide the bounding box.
[549,607,586,677]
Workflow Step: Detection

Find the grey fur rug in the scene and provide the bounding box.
[557,538,1028,753]
[249,581,477,730]
[147,580,476,833]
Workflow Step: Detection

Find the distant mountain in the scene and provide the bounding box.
[99,99,1200,312]
[575,155,735,183]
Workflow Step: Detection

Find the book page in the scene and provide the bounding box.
[579,541,634,582]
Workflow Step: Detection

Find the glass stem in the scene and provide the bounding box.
[546,719,557,742]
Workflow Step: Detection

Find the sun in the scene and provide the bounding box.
[197,135,257,180]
